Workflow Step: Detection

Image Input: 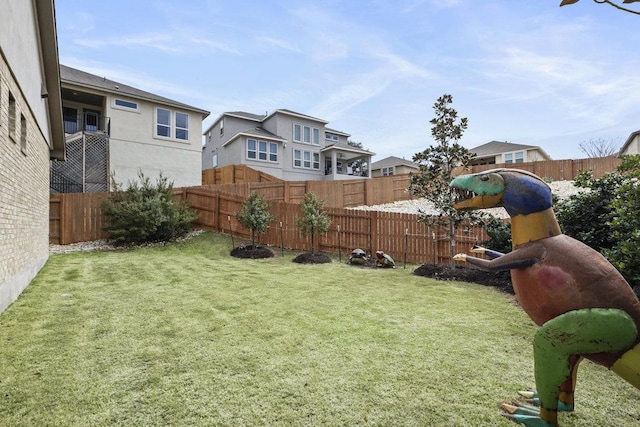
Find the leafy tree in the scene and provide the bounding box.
[347,140,368,176]
[235,191,274,248]
[555,171,622,251]
[408,94,484,267]
[296,192,331,254]
[103,171,197,246]
[560,0,640,15]
[603,155,640,293]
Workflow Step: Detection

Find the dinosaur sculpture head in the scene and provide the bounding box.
[450,169,553,217]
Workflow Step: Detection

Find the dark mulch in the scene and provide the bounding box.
[413,264,513,294]
[293,252,332,264]
[230,245,274,259]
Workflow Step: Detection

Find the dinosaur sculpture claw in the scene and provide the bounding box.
[517,390,574,412]
[500,403,555,426]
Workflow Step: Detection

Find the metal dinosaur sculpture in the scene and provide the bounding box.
[449,168,640,427]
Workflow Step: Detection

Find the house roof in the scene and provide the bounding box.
[370,156,419,170]
[221,127,286,147]
[60,65,210,117]
[325,127,351,137]
[470,141,551,159]
[205,109,337,134]
[321,140,375,156]
[620,130,640,154]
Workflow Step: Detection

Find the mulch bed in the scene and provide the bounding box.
[230,245,274,259]
[293,252,332,264]
[413,264,513,294]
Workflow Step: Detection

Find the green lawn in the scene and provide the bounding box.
[0,232,638,426]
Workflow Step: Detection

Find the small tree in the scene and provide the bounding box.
[235,191,274,248]
[408,94,484,267]
[102,171,197,246]
[296,192,331,254]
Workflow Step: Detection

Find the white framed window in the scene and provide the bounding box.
[504,153,513,164]
[293,149,320,170]
[156,108,171,138]
[293,124,302,142]
[175,112,189,140]
[212,154,218,168]
[247,139,278,162]
[312,128,320,145]
[220,117,224,136]
[515,151,524,163]
[114,98,138,111]
[382,166,394,176]
[247,139,257,159]
[303,126,311,144]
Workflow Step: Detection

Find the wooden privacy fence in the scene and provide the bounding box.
[466,156,621,180]
[201,175,413,209]
[50,187,486,266]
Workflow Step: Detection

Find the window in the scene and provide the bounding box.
[156,108,171,138]
[20,114,27,154]
[247,139,257,159]
[63,107,78,133]
[303,126,311,144]
[382,167,394,176]
[247,139,278,162]
[220,118,224,136]
[515,151,524,163]
[293,149,320,170]
[8,91,16,141]
[212,154,218,168]
[313,128,320,145]
[293,124,301,142]
[175,112,189,140]
[504,153,513,164]
[325,132,339,142]
[114,98,138,110]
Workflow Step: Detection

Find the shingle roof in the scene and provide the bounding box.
[321,140,375,155]
[620,130,640,154]
[60,65,209,116]
[470,141,542,156]
[370,156,419,170]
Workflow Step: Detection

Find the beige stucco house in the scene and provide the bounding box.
[51,65,210,192]
[0,0,66,314]
[620,130,640,156]
[370,156,419,177]
[203,109,375,181]
[468,141,551,166]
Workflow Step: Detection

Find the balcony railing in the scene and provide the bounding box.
[63,112,110,135]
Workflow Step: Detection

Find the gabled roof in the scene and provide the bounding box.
[325,127,351,137]
[370,156,419,170]
[205,109,333,134]
[221,127,286,147]
[321,140,375,156]
[60,65,210,117]
[470,141,550,159]
[270,109,329,124]
[620,130,640,154]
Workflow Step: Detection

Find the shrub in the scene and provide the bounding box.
[234,191,274,248]
[481,215,511,254]
[296,192,331,254]
[102,171,197,246]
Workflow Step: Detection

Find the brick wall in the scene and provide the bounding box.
[0,53,51,314]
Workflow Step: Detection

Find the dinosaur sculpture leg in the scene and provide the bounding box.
[506,308,637,426]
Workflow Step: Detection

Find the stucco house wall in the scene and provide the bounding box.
[620,131,639,156]
[0,0,65,314]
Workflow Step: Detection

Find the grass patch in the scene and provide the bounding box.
[0,232,638,426]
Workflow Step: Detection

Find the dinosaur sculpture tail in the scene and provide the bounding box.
[611,343,640,389]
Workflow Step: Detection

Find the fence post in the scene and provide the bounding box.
[369,211,378,255]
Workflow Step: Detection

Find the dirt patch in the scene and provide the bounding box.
[293,252,332,264]
[413,264,513,294]
[230,245,274,259]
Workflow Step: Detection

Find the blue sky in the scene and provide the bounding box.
[54,0,640,161]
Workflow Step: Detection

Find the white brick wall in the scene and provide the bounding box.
[0,53,50,314]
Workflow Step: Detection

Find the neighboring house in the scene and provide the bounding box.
[51,65,210,192]
[202,109,375,180]
[468,141,551,166]
[620,130,640,156]
[370,156,420,177]
[0,0,65,314]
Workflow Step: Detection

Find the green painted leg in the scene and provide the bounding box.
[532,308,637,424]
